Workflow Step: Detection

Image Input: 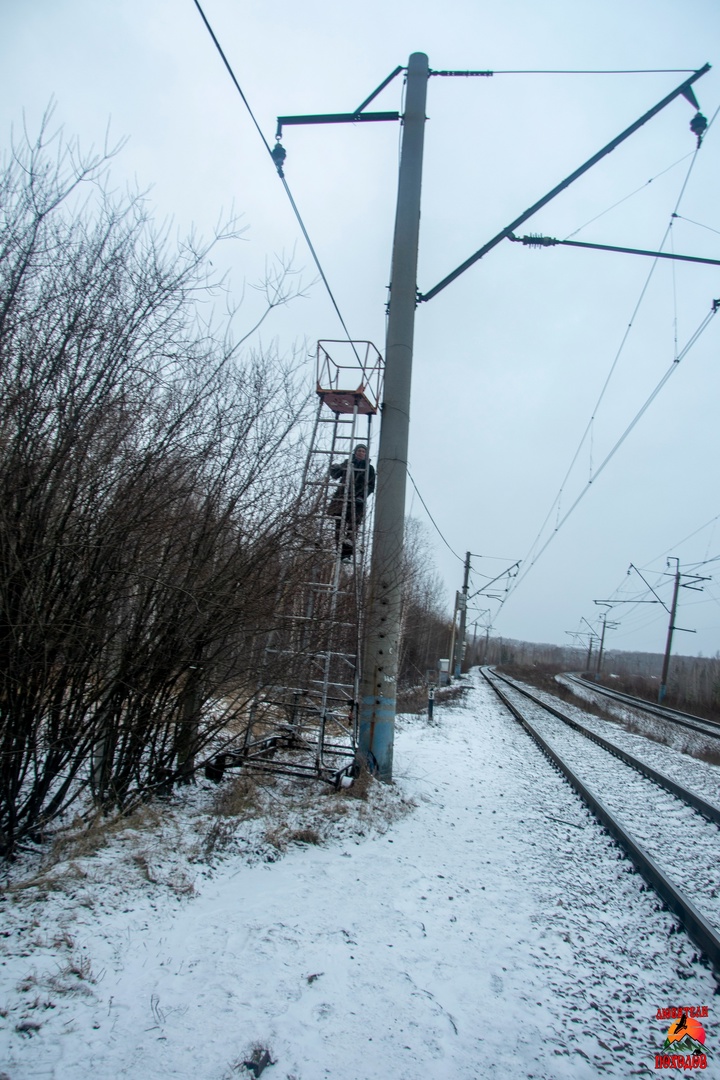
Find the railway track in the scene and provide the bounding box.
[563,672,720,742]
[482,666,720,976]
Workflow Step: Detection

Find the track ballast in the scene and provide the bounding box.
[482,667,720,976]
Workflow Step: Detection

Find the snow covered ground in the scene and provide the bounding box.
[1,669,717,1079]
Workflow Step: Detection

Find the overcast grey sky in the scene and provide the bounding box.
[3,0,720,659]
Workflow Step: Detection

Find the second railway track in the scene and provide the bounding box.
[562,672,720,742]
[482,666,720,976]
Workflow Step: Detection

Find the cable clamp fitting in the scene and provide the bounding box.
[690,111,708,148]
[271,140,287,178]
[512,233,559,248]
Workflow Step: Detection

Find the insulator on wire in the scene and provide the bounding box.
[690,111,708,148]
[271,141,287,177]
[522,233,558,248]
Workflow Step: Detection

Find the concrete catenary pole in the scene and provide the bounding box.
[659,558,681,704]
[595,612,608,675]
[453,551,471,677]
[447,592,460,682]
[358,52,428,781]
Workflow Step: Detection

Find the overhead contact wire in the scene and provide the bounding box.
[515,305,718,596]
[193,0,359,354]
[192,0,273,154]
[674,214,720,237]
[406,469,464,563]
[516,130,712,587]
[564,153,694,241]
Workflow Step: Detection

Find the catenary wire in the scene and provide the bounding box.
[523,101,719,574]
[520,241,668,569]
[673,214,720,237]
[519,304,717,580]
[563,153,694,240]
[406,469,464,563]
[192,0,361,356]
[501,300,718,629]
[670,219,679,360]
[514,110,717,591]
[651,511,720,564]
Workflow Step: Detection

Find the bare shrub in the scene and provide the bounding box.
[0,115,314,856]
[397,681,470,715]
[40,805,162,869]
[341,759,374,801]
[202,817,238,859]
[47,955,96,994]
[397,519,454,689]
[287,827,322,845]
[211,774,263,819]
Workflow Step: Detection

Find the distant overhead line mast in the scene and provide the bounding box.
[621,560,709,703]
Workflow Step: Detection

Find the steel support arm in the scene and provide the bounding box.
[419,63,710,303]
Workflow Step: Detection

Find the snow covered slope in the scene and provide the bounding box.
[1,671,716,1078]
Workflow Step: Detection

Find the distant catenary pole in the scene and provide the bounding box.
[358,52,428,781]
[447,592,459,682]
[453,551,471,677]
[659,559,681,704]
[596,613,608,675]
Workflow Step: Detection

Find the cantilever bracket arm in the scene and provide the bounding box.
[508,232,720,267]
[275,111,399,139]
[275,66,406,139]
[418,62,711,303]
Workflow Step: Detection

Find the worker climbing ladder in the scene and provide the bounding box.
[207,341,383,786]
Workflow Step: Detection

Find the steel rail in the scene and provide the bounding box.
[564,673,720,739]
[481,667,720,974]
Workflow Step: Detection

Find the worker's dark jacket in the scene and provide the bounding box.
[328,456,375,516]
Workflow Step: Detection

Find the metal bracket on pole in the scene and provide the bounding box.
[353,65,405,114]
[276,111,399,139]
[418,63,711,303]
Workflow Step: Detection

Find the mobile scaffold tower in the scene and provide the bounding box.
[207,341,383,786]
